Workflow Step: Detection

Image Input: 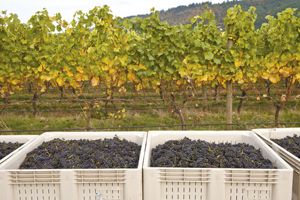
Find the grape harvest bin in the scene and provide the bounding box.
[0,131,147,200]
[0,135,37,164]
[143,131,293,200]
[253,128,300,200]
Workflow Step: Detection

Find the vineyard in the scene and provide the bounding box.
[0,5,300,134]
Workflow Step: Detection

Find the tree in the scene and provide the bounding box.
[129,10,189,129]
[223,5,258,128]
[0,12,26,103]
[258,8,300,126]
[180,10,224,109]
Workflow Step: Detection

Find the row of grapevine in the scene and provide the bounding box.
[0,5,299,127]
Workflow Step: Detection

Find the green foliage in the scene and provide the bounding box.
[181,10,224,86]
[259,8,300,84]
[127,10,189,92]
[0,5,299,126]
[223,5,259,84]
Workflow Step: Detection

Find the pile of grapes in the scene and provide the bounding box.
[272,135,300,158]
[20,137,141,169]
[0,142,23,160]
[151,137,275,168]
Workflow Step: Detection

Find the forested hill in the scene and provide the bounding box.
[129,0,300,27]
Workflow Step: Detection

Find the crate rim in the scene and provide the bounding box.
[0,131,148,170]
[253,127,300,169]
[144,130,293,170]
[0,135,38,165]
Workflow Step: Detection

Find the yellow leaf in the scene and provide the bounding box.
[234,60,242,67]
[75,74,83,81]
[261,72,269,80]
[82,74,89,81]
[63,66,69,72]
[41,75,51,81]
[279,68,292,78]
[0,89,5,96]
[138,64,147,70]
[63,68,73,79]
[40,86,47,93]
[118,86,127,93]
[49,71,59,78]
[135,83,143,91]
[79,50,86,56]
[109,68,116,75]
[127,71,136,82]
[266,61,276,68]
[56,77,64,86]
[200,74,208,82]
[10,79,18,85]
[269,74,280,84]
[76,67,84,74]
[70,80,79,89]
[102,57,114,67]
[117,79,124,87]
[119,56,128,66]
[68,71,73,77]
[236,71,243,83]
[179,68,187,77]
[176,80,182,85]
[102,65,109,71]
[91,77,99,87]
[38,65,43,72]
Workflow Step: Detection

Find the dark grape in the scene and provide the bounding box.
[151,137,275,169]
[272,135,300,158]
[0,142,23,160]
[20,137,141,169]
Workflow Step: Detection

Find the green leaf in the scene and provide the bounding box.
[204,52,214,60]
[24,55,32,62]
[213,58,221,64]
[12,57,20,63]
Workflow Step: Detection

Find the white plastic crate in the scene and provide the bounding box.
[144,131,293,200]
[0,131,147,200]
[0,135,37,164]
[253,128,300,200]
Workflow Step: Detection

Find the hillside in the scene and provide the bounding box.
[130,0,300,27]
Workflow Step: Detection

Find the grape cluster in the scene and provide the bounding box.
[151,137,275,168]
[273,135,300,158]
[20,137,141,169]
[0,142,23,160]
